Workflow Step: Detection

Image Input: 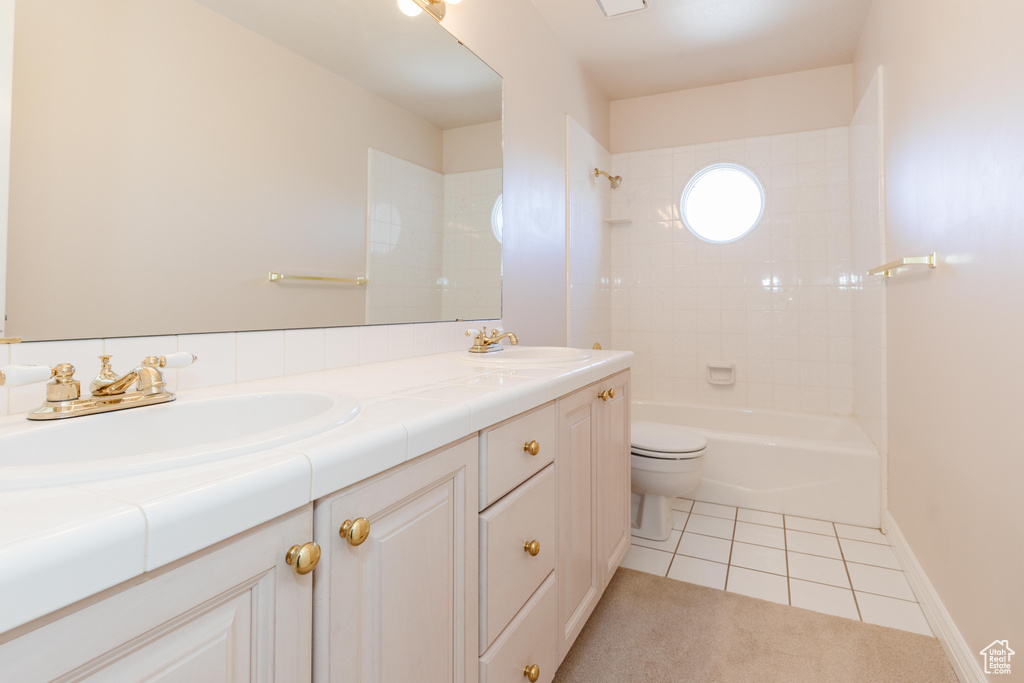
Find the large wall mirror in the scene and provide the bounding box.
[1,0,502,341]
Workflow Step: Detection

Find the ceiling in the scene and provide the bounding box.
[529,0,873,100]
[194,0,502,129]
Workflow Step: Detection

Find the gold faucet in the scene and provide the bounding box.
[465,326,519,353]
[0,352,197,420]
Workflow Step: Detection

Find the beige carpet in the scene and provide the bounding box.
[554,568,957,683]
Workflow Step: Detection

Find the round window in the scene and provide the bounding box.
[491,194,503,244]
[680,163,765,243]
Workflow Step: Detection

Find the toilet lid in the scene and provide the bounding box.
[631,421,707,458]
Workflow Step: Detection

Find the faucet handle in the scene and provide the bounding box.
[464,329,482,339]
[140,352,197,369]
[0,364,56,388]
[159,352,197,369]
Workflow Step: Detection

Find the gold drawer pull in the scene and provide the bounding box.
[340,518,371,546]
[598,388,616,401]
[524,440,540,456]
[524,540,541,556]
[523,664,540,682]
[285,542,321,575]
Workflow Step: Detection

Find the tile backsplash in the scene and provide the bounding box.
[609,128,854,414]
[0,320,500,417]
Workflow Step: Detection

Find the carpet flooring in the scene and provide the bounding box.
[553,568,958,683]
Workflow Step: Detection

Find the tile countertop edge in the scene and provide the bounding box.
[0,489,148,634]
[0,349,632,634]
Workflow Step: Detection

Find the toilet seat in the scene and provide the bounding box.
[631,421,707,460]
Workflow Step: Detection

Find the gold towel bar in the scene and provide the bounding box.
[867,252,937,278]
[268,272,369,286]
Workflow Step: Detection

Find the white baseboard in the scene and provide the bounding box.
[883,511,986,683]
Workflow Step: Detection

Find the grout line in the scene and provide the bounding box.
[851,588,922,604]
[675,553,729,566]
[784,513,792,606]
[678,529,740,543]
[722,564,789,579]
[664,510,691,578]
[835,521,863,621]
[723,507,738,590]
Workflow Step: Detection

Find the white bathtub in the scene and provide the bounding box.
[632,401,880,527]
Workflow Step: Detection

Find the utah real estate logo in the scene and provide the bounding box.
[979,640,1014,675]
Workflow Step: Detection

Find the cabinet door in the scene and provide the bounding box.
[597,372,631,586]
[555,388,600,662]
[314,438,478,683]
[0,507,314,682]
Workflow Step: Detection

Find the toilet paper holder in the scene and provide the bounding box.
[706,362,736,386]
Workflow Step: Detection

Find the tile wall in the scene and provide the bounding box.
[0,319,501,417]
[849,74,887,452]
[441,168,503,321]
[609,129,855,414]
[567,116,613,350]
[366,150,445,324]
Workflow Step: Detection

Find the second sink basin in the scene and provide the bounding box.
[459,346,593,365]
[0,391,361,490]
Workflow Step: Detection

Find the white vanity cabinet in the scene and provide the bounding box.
[0,363,631,683]
[312,437,479,683]
[476,369,631,681]
[0,506,315,682]
[556,371,631,661]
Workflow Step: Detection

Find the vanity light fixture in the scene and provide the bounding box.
[398,0,448,22]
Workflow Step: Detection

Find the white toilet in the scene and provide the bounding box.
[630,421,708,541]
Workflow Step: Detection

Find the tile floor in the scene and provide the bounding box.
[621,499,933,636]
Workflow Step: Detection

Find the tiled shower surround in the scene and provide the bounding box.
[609,128,855,415]
[366,150,502,324]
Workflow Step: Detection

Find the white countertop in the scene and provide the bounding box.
[0,349,631,634]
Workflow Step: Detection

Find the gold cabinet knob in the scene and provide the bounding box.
[523,664,540,682]
[598,387,616,401]
[340,517,371,546]
[285,542,321,575]
[523,440,540,456]
[524,540,540,556]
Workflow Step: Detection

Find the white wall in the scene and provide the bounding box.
[854,0,1024,667]
[608,130,854,411]
[443,3,610,347]
[567,116,612,350]
[0,0,11,339]
[610,65,853,153]
[443,121,502,174]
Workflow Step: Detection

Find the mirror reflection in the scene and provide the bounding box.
[4,0,502,341]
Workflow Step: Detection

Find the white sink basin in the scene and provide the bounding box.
[459,346,593,365]
[0,392,361,490]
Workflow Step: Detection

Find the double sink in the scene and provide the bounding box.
[0,347,592,490]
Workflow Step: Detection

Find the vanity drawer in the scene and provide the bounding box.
[479,464,556,651]
[479,572,557,683]
[480,403,556,510]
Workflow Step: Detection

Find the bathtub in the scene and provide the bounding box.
[632,401,880,528]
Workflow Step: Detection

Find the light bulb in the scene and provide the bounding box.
[397,0,422,16]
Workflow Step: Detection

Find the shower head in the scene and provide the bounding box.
[594,168,622,189]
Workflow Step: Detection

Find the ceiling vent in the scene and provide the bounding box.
[595,0,649,18]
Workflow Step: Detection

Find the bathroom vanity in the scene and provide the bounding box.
[0,350,631,682]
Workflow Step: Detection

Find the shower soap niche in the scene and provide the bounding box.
[706,363,735,386]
